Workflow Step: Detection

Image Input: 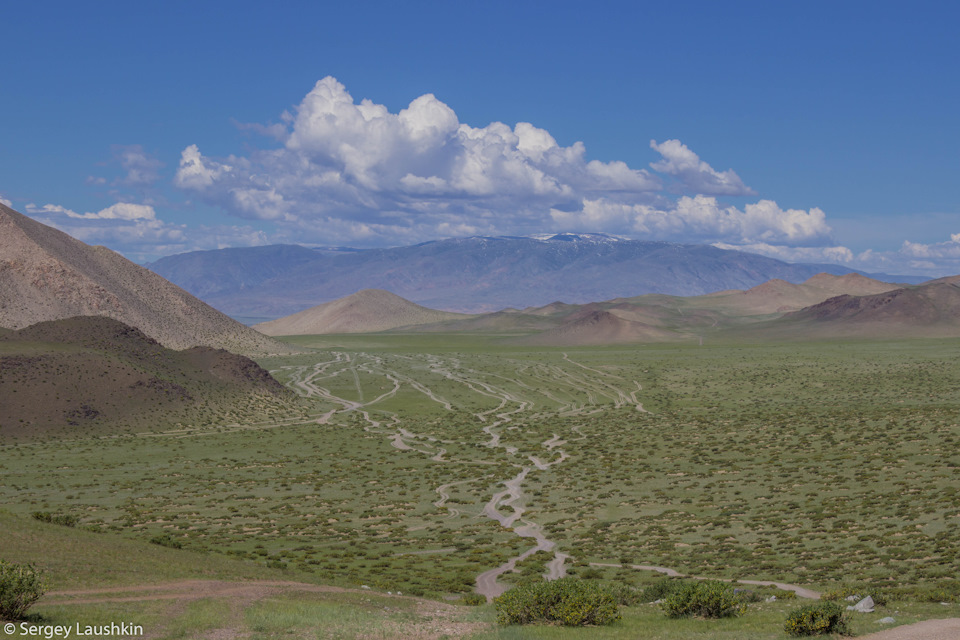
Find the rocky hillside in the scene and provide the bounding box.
[0,316,294,439]
[766,281,960,339]
[0,204,287,354]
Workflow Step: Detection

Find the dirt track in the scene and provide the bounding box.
[43,580,483,640]
[857,618,960,640]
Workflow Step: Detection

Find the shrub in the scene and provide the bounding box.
[461,593,486,606]
[660,580,747,619]
[578,567,603,580]
[32,511,78,527]
[641,577,683,603]
[494,578,621,626]
[735,588,764,603]
[148,533,183,549]
[784,601,850,636]
[0,561,45,620]
[600,581,643,606]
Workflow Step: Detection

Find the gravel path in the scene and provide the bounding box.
[858,618,960,640]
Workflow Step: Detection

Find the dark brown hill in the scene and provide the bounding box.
[0,203,287,355]
[756,281,960,339]
[0,316,293,440]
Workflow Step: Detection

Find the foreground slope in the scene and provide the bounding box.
[255,288,473,335]
[0,316,292,438]
[0,203,287,354]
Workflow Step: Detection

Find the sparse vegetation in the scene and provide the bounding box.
[3,334,960,638]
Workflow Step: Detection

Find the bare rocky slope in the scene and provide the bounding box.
[762,280,960,339]
[512,309,680,346]
[255,289,473,335]
[0,204,287,354]
[696,272,904,315]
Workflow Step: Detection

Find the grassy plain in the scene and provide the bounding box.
[2,334,960,637]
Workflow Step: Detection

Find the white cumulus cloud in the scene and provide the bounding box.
[900,234,960,259]
[650,139,756,196]
[27,202,156,220]
[173,76,668,244]
[713,242,855,264]
[550,195,832,247]
[0,196,12,207]
[174,144,233,190]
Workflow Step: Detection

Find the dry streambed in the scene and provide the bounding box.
[275,351,649,600]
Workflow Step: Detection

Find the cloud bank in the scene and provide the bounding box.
[172,76,830,249]
[18,76,956,276]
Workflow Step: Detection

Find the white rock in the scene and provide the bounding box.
[847,596,875,613]
[878,617,896,624]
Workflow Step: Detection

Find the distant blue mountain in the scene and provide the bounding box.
[147,234,926,319]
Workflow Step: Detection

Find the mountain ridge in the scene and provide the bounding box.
[147,234,926,318]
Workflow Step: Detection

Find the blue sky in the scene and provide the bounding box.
[2,1,958,276]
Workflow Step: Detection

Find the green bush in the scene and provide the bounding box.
[0,561,45,621]
[494,578,621,626]
[735,588,764,603]
[32,511,78,527]
[148,533,183,549]
[660,580,747,619]
[600,581,643,606]
[784,601,850,636]
[461,593,486,606]
[641,577,683,603]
